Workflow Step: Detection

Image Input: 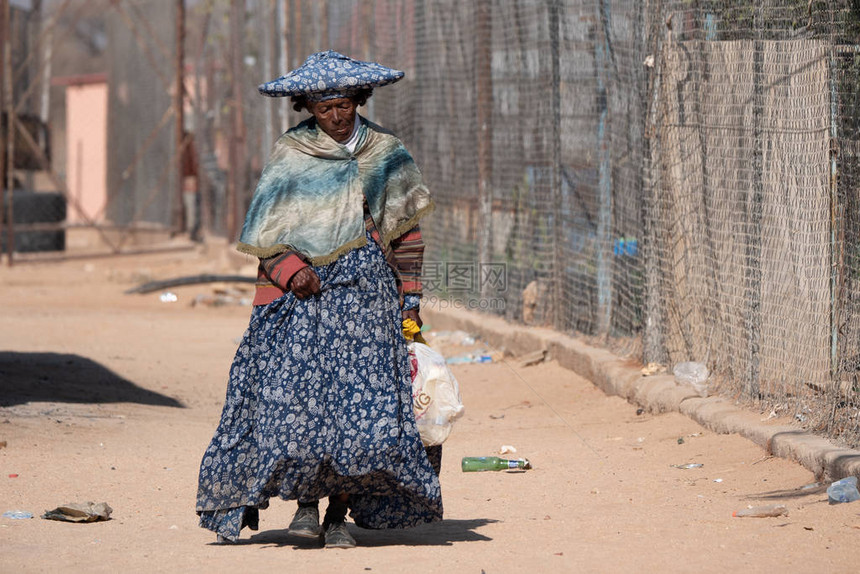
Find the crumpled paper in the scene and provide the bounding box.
[41,501,112,523]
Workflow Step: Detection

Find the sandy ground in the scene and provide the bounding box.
[1,242,859,573]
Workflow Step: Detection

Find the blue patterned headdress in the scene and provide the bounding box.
[258,50,404,100]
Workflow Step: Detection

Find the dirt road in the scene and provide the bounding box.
[1,244,858,573]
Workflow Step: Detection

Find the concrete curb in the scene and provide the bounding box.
[424,307,860,481]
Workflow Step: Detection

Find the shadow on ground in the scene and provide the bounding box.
[745,483,828,501]
[244,518,497,548]
[0,352,183,408]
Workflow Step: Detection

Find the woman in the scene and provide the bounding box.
[196,51,442,549]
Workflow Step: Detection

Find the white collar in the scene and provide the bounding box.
[342,117,362,153]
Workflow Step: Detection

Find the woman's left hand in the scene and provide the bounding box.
[402,308,422,328]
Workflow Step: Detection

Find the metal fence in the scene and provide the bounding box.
[3,0,860,447]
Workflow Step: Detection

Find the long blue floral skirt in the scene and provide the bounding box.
[196,235,443,541]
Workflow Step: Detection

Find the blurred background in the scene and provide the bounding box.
[4,0,860,448]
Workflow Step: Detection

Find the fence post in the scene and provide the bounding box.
[829,50,842,384]
[174,0,185,236]
[2,0,13,266]
[643,1,665,363]
[745,27,764,398]
[548,0,563,328]
[475,0,494,301]
[595,0,613,335]
[227,0,246,241]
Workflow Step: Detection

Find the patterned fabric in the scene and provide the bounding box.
[252,207,425,308]
[258,50,404,99]
[196,233,443,541]
[237,116,433,265]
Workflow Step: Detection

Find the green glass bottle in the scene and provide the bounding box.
[461,456,532,472]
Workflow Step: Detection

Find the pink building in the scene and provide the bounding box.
[53,73,108,224]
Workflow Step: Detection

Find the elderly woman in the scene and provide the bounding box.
[196,51,441,548]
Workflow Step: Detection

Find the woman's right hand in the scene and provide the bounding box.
[288,267,321,299]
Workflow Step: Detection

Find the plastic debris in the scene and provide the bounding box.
[827,476,860,504]
[670,463,703,469]
[641,362,665,376]
[41,502,113,523]
[159,292,178,303]
[446,354,493,365]
[499,445,517,455]
[673,362,710,397]
[3,511,33,520]
[733,504,788,518]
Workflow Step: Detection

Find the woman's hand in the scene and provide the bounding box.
[288,267,321,299]
[402,308,422,328]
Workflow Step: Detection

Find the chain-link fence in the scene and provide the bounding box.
[3,0,860,447]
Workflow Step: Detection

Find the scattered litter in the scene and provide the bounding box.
[8,474,18,478]
[677,437,685,445]
[636,408,645,415]
[3,511,33,520]
[714,478,723,483]
[590,488,599,494]
[761,410,778,421]
[732,504,788,518]
[488,414,505,420]
[41,502,112,523]
[673,362,709,397]
[670,463,703,469]
[827,476,860,504]
[518,349,547,368]
[159,292,178,303]
[804,526,814,531]
[446,354,493,365]
[169,525,178,530]
[799,482,823,491]
[0,440,6,449]
[427,330,474,346]
[499,445,517,455]
[641,362,665,376]
[192,293,253,307]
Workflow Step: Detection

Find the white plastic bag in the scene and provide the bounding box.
[673,361,710,397]
[408,342,465,446]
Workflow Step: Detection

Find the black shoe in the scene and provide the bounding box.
[288,506,322,538]
[324,520,356,549]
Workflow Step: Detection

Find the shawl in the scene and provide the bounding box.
[237,116,433,265]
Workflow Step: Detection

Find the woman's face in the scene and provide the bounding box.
[307,97,358,143]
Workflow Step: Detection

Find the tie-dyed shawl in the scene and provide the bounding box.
[237,116,433,265]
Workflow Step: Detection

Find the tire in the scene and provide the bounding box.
[1,190,66,253]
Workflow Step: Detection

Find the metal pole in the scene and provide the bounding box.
[2,0,14,265]
[643,0,666,364]
[0,0,6,265]
[595,0,613,335]
[174,0,185,235]
[277,0,288,134]
[829,50,842,382]
[745,15,764,399]
[475,0,493,301]
[227,0,246,241]
[549,0,563,328]
[261,0,274,152]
